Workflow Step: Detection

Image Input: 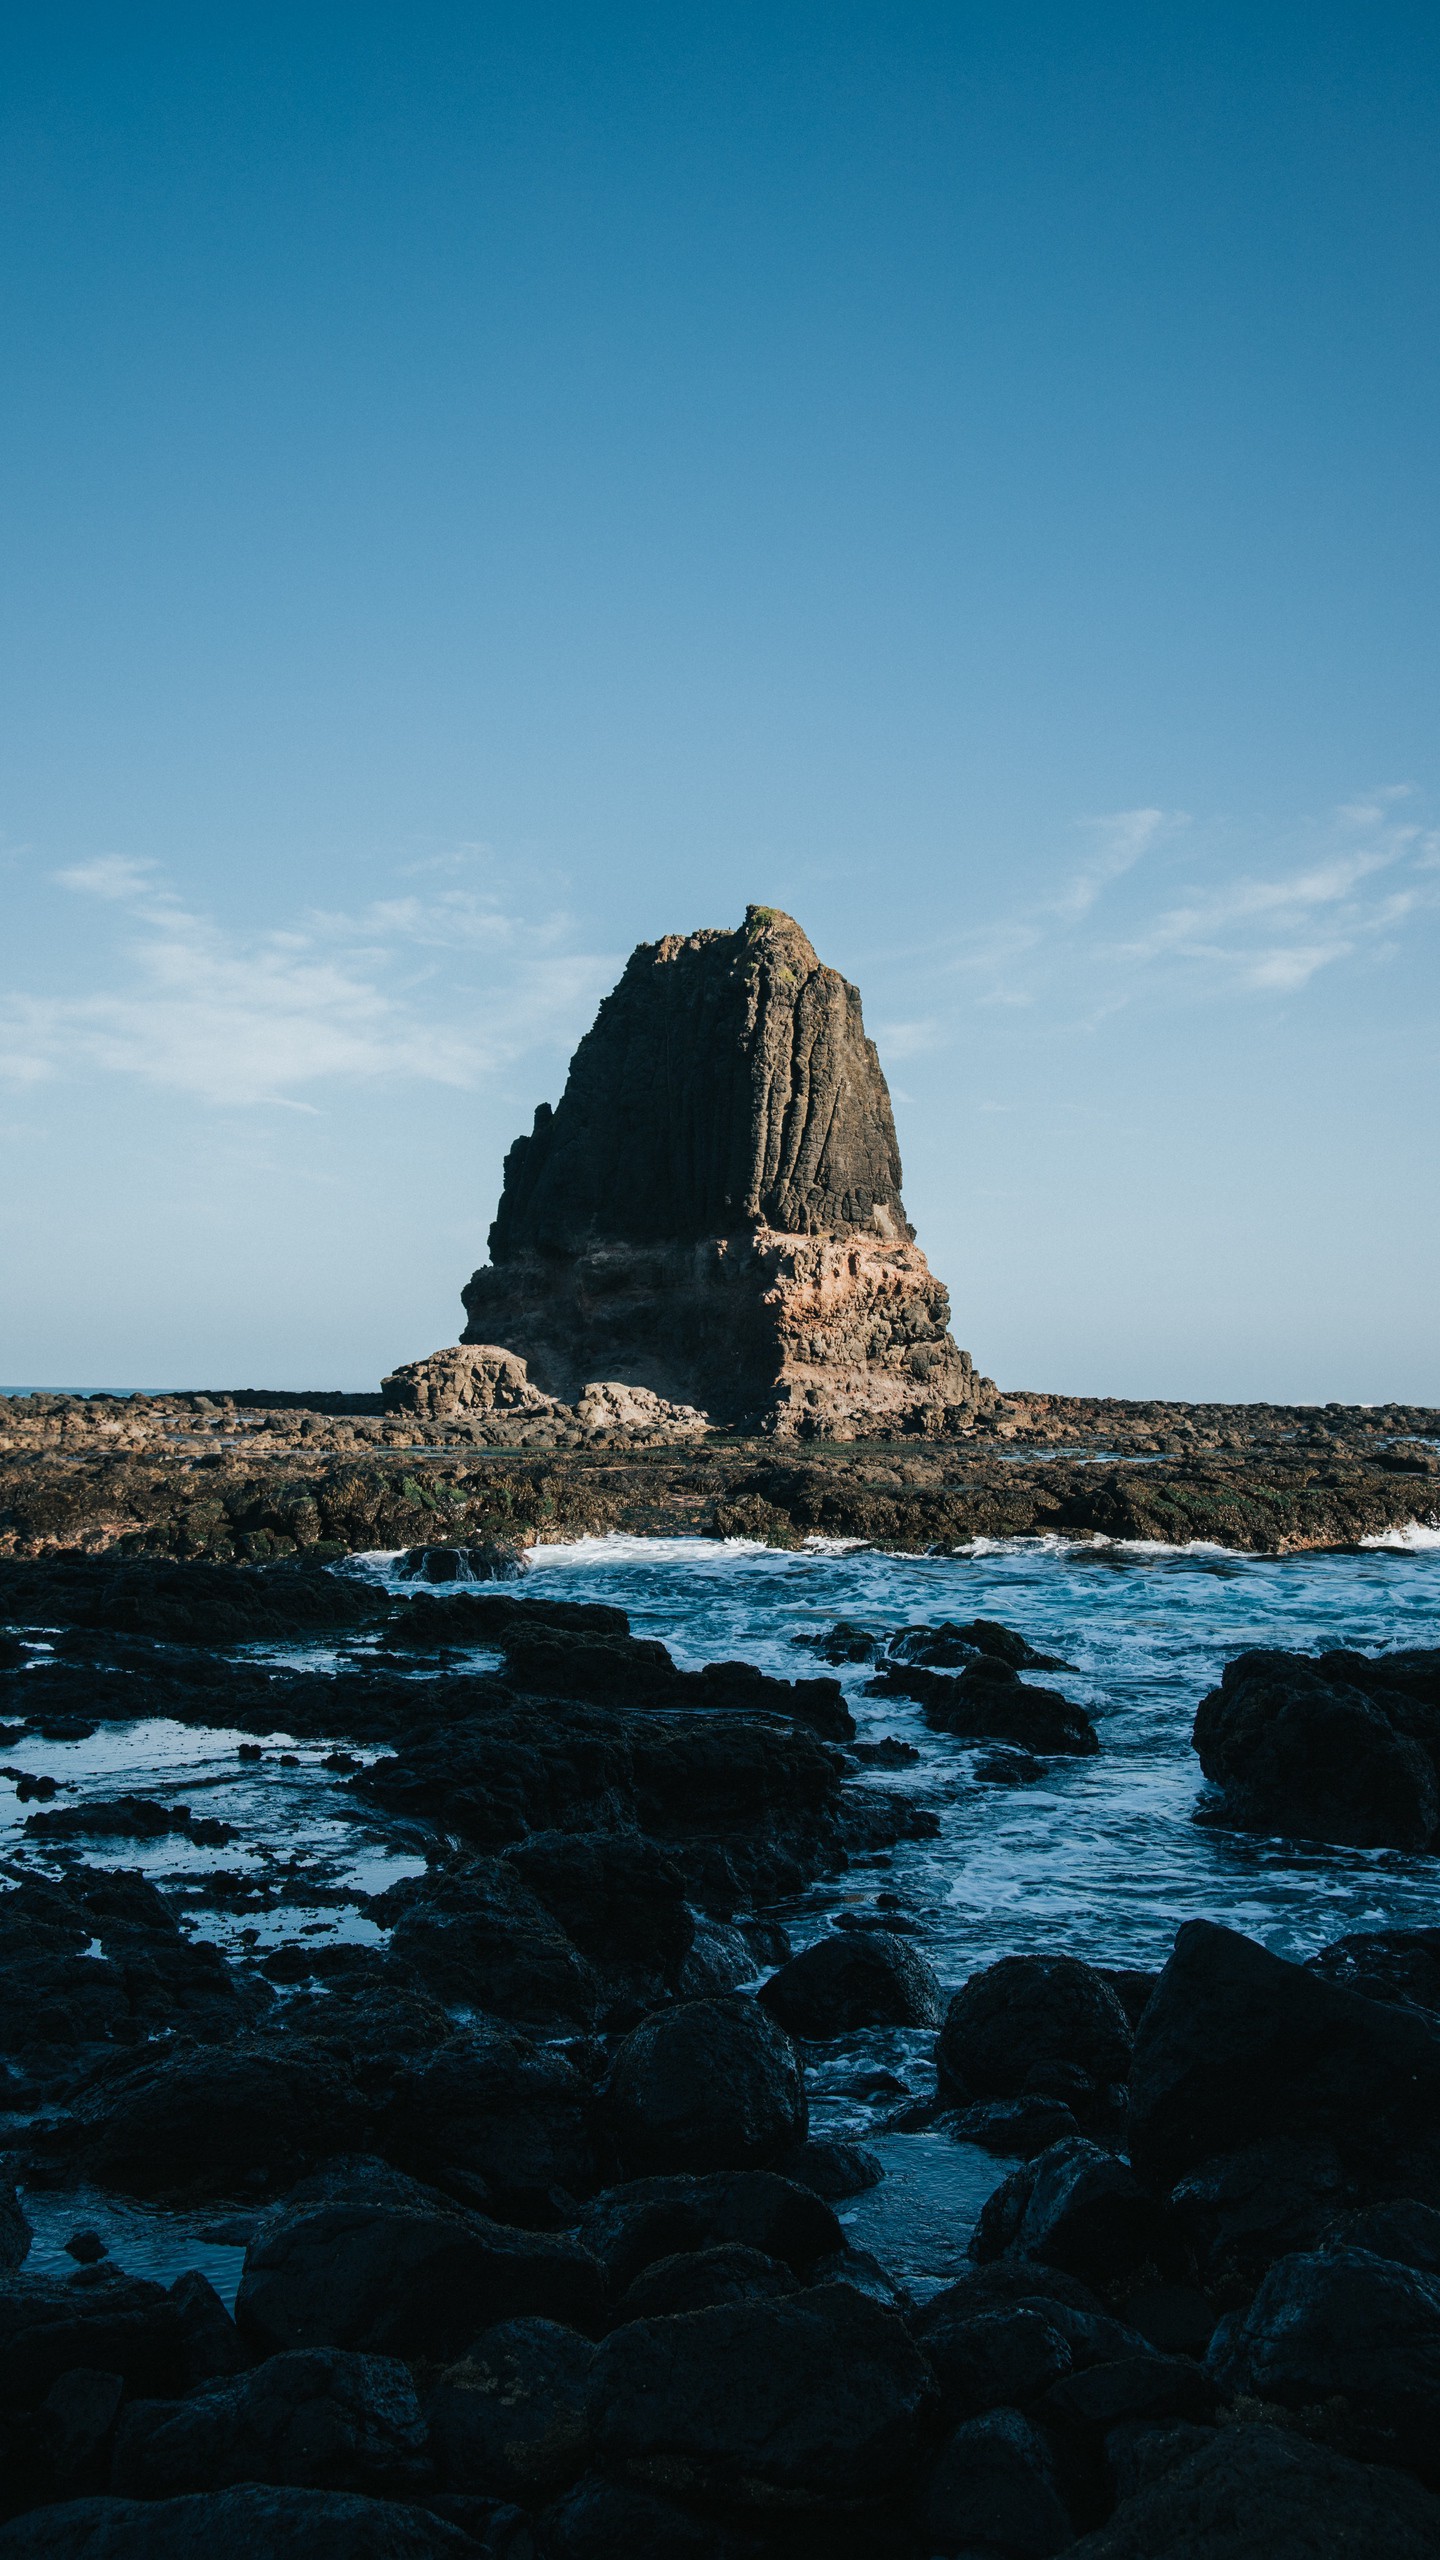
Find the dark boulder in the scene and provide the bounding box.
[383,1859,599,2029]
[0,2486,475,2557]
[1307,1925,1440,2012]
[938,1957,1133,2104]
[772,2137,881,2199]
[0,1558,383,1648]
[0,2184,31,2270]
[586,2283,938,2507]
[1062,2420,1440,2558]
[1208,2244,1440,2480]
[757,1929,940,2038]
[602,1998,806,2175]
[615,2245,797,2321]
[948,2098,1084,2158]
[52,2036,370,2198]
[535,2475,763,2558]
[915,2406,1073,2558]
[111,2349,429,2498]
[501,1833,694,1999]
[428,2317,595,2503]
[236,2165,604,2360]
[578,2171,842,2293]
[1127,1920,1440,2197]
[888,1620,1067,1672]
[915,2268,1153,2385]
[915,2303,1073,2418]
[869,1659,1099,1756]
[1324,2197,1440,2275]
[1168,2138,1351,2286]
[0,2269,241,2407]
[382,2019,596,2221]
[970,2139,1178,2291]
[1192,1647,1440,1849]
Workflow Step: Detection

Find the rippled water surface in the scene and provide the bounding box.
[8,1527,1440,2295]
[516,1529,1440,1974]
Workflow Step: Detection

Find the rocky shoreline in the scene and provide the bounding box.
[0,1558,1439,2554]
[1,1390,1436,1561]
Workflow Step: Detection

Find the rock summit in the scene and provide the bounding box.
[399,907,993,1438]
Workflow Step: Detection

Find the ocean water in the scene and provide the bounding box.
[7,1525,1440,2295]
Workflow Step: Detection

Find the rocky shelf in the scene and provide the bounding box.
[0,1391,1436,1560]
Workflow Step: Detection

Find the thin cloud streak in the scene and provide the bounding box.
[0,860,616,1107]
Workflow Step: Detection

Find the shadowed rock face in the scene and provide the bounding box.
[487,908,909,1254]
[461,907,993,1435]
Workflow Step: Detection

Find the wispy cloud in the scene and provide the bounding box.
[0,858,615,1107]
[935,788,1440,1016]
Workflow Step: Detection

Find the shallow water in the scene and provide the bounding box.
[8,1526,1440,2296]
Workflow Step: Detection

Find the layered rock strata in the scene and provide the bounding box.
[458,905,994,1437]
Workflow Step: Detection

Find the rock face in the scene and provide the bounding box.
[456,906,994,1435]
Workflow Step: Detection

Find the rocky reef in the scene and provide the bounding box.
[452,905,994,1439]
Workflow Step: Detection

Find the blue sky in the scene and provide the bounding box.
[3,4,1438,1398]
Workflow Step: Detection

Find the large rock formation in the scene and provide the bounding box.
[453,907,992,1438]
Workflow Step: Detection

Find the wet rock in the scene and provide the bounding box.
[535,2474,763,2558]
[973,1747,1051,1785]
[1324,2197,1440,2275]
[236,2165,604,2360]
[916,2269,1155,2387]
[673,1919,758,2000]
[577,2171,842,2293]
[772,2137,882,2200]
[1208,2244,1440,2479]
[756,1928,940,2038]
[111,2349,429,2498]
[916,2303,1074,2418]
[1063,2420,1440,2558]
[382,2020,597,2222]
[616,2243,798,2321]
[0,2485,476,2556]
[51,2035,370,2198]
[1092,1970,1160,2031]
[1168,2138,1351,2286]
[1118,2285,1217,2359]
[36,2366,126,2492]
[869,1659,1099,1756]
[792,1622,877,1664]
[1191,1647,1440,1849]
[0,1872,254,2059]
[970,2139,1178,2291]
[502,1832,695,2005]
[938,1956,1133,2104]
[1038,2354,1218,2436]
[1307,1925,1440,2012]
[0,1558,383,1649]
[427,2317,595,2503]
[888,1619,1067,1672]
[383,1859,599,2030]
[948,2098,1083,2159]
[396,1540,527,1582]
[0,2270,232,2407]
[915,2406,1072,2558]
[1127,1920,1440,2197]
[602,1998,807,2175]
[0,2184,31,2270]
[586,2282,938,2507]
[379,1592,627,1651]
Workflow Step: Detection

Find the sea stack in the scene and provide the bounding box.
[458,906,994,1437]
